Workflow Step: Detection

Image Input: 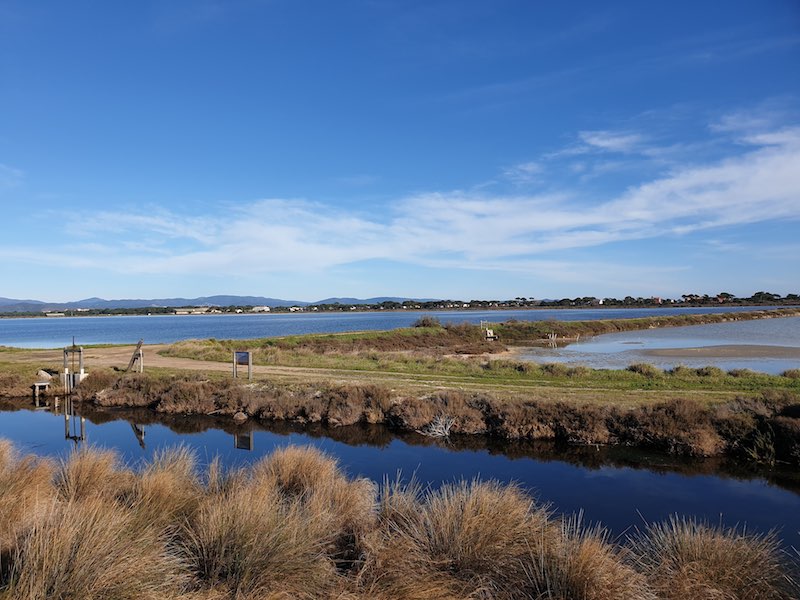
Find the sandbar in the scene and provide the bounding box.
[643,344,800,359]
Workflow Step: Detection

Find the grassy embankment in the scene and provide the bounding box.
[157,308,800,391]
[154,311,800,465]
[0,441,796,600]
[73,368,798,463]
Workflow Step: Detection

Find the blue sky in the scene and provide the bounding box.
[1,0,799,302]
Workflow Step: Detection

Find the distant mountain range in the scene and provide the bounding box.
[0,295,435,313]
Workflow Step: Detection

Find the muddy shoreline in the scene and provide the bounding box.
[643,344,800,358]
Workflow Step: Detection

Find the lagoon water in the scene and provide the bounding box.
[1,404,798,549]
[522,316,800,374]
[0,305,790,348]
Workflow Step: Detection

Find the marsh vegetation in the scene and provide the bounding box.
[0,441,796,600]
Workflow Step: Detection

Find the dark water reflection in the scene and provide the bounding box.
[1,401,798,549]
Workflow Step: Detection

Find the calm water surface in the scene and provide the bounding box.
[1,404,798,549]
[521,316,800,374]
[0,306,786,348]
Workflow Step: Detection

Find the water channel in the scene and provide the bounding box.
[0,401,798,549]
[1,306,799,549]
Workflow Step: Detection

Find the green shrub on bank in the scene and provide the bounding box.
[628,363,663,378]
[412,315,441,328]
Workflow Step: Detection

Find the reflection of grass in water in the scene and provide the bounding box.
[0,442,796,600]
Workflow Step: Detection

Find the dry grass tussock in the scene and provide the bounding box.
[629,516,797,600]
[183,474,338,598]
[360,479,549,599]
[0,440,54,556]
[523,515,654,600]
[126,446,203,528]
[1,440,797,599]
[55,445,132,502]
[6,496,187,600]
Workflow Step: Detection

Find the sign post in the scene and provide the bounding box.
[232,351,253,380]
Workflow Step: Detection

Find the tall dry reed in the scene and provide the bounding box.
[182,468,337,599]
[1,438,798,600]
[628,516,797,600]
[6,496,187,600]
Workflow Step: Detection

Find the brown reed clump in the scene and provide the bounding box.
[6,496,187,600]
[522,514,654,600]
[628,516,798,600]
[0,441,55,556]
[360,479,549,599]
[126,446,203,528]
[182,469,338,599]
[55,445,132,502]
[252,445,377,569]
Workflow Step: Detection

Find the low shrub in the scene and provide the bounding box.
[628,363,663,378]
[412,315,441,328]
[542,363,570,377]
[728,368,758,378]
[668,365,695,376]
[695,366,725,378]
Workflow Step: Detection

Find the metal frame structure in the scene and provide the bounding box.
[232,350,253,380]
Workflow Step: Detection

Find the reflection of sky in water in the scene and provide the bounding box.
[521,317,800,374]
[2,407,799,549]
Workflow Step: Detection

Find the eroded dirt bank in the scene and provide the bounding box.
[72,371,800,465]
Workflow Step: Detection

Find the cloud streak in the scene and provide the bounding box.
[0,163,24,188]
[3,124,799,280]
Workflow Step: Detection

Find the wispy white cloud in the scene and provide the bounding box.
[501,161,542,185]
[0,163,24,188]
[578,130,644,153]
[3,121,799,282]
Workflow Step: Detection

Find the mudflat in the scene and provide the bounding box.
[643,344,800,358]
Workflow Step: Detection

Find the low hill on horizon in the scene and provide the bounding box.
[0,295,439,313]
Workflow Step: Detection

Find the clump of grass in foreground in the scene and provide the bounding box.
[523,514,654,600]
[1,440,797,599]
[0,440,54,555]
[55,445,131,502]
[184,472,337,598]
[629,516,797,600]
[7,497,187,600]
[360,479,547,599]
